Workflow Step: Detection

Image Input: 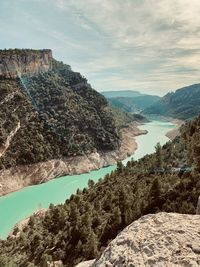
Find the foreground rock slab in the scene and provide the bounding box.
[76,212,200,267]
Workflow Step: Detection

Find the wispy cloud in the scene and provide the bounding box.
[1,0,200,95]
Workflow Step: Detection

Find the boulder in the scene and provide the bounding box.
[76,212,200,267]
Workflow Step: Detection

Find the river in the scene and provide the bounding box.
[0,120,175,239]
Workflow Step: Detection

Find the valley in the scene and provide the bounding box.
[0,121,146,197]
[0,119,175,240]
[1,1,200,266]
[0,49,199,267]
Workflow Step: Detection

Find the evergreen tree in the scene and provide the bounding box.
[116,161,124,173]
[155,142,163,170]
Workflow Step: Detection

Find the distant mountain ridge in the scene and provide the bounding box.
[101,90,143,98]
[101,90,160,113]
[143,83,200,119]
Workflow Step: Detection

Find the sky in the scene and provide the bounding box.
[0,0,200,96]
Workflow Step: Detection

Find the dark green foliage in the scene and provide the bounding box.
[155,143,163,169]
[0,61,119,169]
[110,106,148,129]
[183,115,200,171]
[0,115,199,267]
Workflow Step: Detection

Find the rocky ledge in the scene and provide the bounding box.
[76,212,200,267]
[0,49,52,78]
[0,122,147,196]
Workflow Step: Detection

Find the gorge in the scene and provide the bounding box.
[0,119,176,240]
[0,49,199,267]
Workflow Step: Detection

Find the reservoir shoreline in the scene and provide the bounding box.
[0,122,147,197]
[0,120,176,240]
[165,119,184,140]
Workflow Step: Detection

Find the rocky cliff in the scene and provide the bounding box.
[76,212,200,267]
[0,49,52,78]
[0,49,146,196]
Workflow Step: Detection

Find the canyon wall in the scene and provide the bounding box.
[0,49,52,78]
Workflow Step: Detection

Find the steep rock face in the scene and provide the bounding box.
[78,213,200,267]
[0,49,52,78]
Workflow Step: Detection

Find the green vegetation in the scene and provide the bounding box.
[0,61,119,169]
[0,48,51,56]
[144,84,200,119]
[0,115,199,267]
[110,106,148,129]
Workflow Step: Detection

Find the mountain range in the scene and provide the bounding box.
[143,84,200,119]
[101,90,143,98]
[101,90,160,113]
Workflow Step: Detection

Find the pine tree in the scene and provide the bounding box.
[117,161,124,173]
[155,142,163,170]
[150,178,161,203]
[83,230,98,259]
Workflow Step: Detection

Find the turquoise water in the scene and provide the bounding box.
[0,120,175,239]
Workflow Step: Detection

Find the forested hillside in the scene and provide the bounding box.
[144,84,200,119]
[110,106,148,129]
[101,90,160,113]
[0,50,119,170]
[0,115,199,267]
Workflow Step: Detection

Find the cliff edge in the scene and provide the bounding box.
[0,49,53,78]
[76,212,200,267]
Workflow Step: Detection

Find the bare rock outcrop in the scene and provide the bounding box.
[47,260,63,267]
[0,49,52,78]
[76,212,200,267]
[75,261,95,267]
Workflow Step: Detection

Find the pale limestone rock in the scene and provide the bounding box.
[74,260,95,267]
[0,122,147,196]
[82,213,200,267]
[47,260,63,267]
[0,49,52,78]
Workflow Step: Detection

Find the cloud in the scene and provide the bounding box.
[1,0,200,95]
[53,0,200,95]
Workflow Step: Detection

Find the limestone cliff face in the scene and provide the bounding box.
[0,49,52,78]
[76,212,200,267]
